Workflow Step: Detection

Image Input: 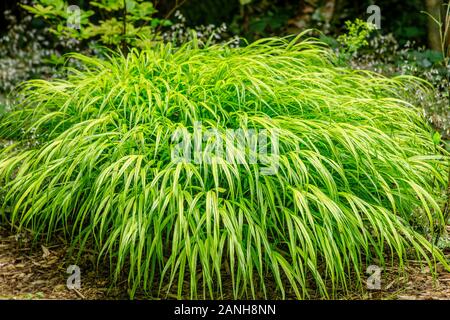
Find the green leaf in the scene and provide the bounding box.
[433,131,442,145]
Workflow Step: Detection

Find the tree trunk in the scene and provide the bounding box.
[425,0,443,51]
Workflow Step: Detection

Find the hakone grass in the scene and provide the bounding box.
[0,34,449,299]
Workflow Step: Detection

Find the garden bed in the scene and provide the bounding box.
[1,226,450,300]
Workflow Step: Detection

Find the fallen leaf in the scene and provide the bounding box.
[41,245,51,258]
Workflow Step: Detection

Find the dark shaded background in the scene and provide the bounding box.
[0,0,435,47]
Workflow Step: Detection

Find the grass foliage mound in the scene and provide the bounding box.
[0,35,449,298]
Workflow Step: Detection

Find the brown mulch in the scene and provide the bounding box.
[387,263,450,300]
[0,227,125,300]
[350,259,450,300]
[1,226,449,300]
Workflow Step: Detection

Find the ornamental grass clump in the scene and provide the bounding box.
[0,35,448,299]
